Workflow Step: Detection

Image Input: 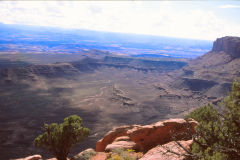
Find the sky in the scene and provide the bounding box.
[0,1,240,40]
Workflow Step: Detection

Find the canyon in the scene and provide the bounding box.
[0,36,240,159]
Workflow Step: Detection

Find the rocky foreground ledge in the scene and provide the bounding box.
[14,118,197,160]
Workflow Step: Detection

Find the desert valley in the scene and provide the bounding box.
[0,1,240,159]
[0,23,239,159]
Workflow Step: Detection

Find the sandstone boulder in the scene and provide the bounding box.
[14,155,42,160]
[140,140,193,160]
[105,136,139,152]
[71,148,96,160]
[46,157,71,160]
[96,125,139,152]
[96,118,197,152]
[91,152,108,160]
[114,136,131,141]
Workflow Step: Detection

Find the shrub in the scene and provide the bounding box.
[185,81,240,159]
[107,148,138,160]
[34,115,90,160]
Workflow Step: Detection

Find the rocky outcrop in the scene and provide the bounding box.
[172,36,240,99]
[212,36,240,58]
[14,155,42,160]
[140,140,193,160]
[105,136,139,152]
[71,148,96,160]
[14,119,197,160]
[96,118,197,152]
[96,125,138,152]
[15,155,70,160]
[91,152,108,160]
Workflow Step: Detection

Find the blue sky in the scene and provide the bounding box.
[0,1,239,40]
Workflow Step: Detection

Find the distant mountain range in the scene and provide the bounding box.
[0,23,212,58]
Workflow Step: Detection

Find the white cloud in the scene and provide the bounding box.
[0,1,239,40]
[219,4,240,8]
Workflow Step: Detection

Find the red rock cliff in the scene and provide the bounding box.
[212,36,240,58]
